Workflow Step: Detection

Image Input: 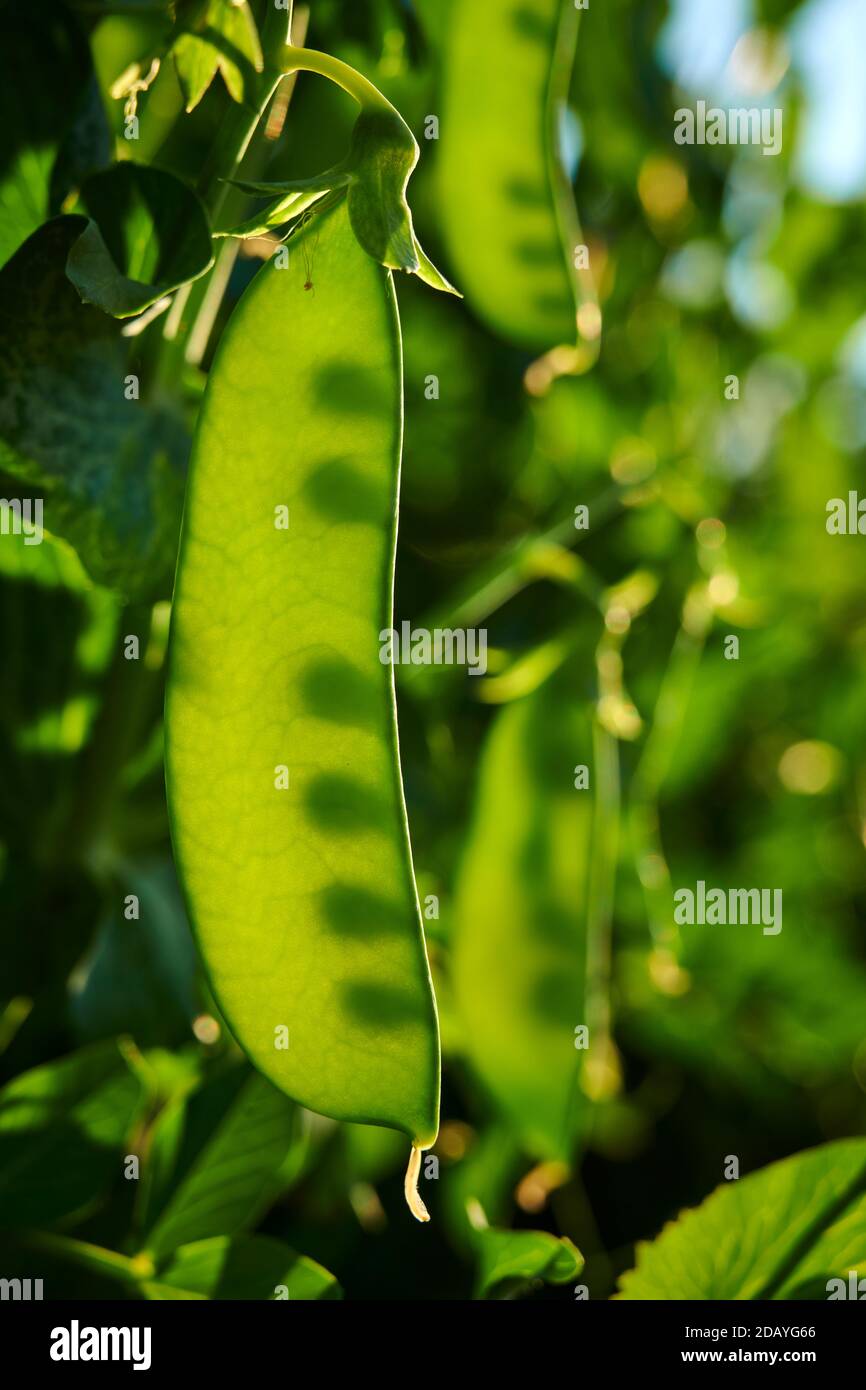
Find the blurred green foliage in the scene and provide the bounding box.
[1,0,865,1300]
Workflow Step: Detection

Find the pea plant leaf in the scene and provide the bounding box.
[70,858,200,1049]
[0,531,119,847]
[166,199,441,1186]
[342,107,437,280]
[475,1229,583,1300]
[437,0,584,349]
[171,0,264,113]
[66,163,214,319]
[0,1,110,268]
[0,218,187,599]
[616,1139,866,1300]
[143,1235,341,1300]
[0,1042,142,1229]
[215,169,345,240]
[143,1070,299,1259]
[452,671,594,1162]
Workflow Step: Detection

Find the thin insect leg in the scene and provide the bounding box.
[301,225,320,294]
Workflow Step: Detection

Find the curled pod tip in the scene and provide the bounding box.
[405,1144,431,1223]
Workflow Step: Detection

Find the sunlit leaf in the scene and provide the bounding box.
[144,1234,341,1300]
[476,1228,583,1299]
[617,1139,866,1300]
[144,1071,298,1258]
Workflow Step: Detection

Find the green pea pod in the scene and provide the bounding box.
[437,0,586,353]
[452,672,593,1162]
[166,199,439,1214]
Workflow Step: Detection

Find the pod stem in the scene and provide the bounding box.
[281,45,399,119]
[404,1144,430,1223]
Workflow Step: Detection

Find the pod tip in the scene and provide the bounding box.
[404,1143,430,1223]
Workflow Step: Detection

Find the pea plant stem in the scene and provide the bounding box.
[160,3,297,375]
[23,1232,149,1288]
[178,6,310,371]
[581,631,623,1103]
[546,0,599,363]
[51,603,161,869]
[420,484,623,633]
[629,583,712,954]
[280,45,402,117]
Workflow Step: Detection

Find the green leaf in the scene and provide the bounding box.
[344,107,420,273]
[171,0,264,112]
[125,1048,201,1238]
[0,529,120,845]
[437,0,582,348]
[344,108,457,295]
[0,218,186,599]
[475,1229,583,1299]
[452,671,593,1161]
[144,1235,341,1300]
[216,170,345,239]
[166,198,441,1155]
[0,1,110,268]
[0,1041,141,1228]
[66,163,214,319]
[616,1139,866,1300]
[144,1071,298,1258]
[70,859,199,1048]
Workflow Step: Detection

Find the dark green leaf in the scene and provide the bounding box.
[0,1041,141,1229]
[66,163,214,319]
[0,218,186,599]
[70,859,199,1048]
[475,1228,583,1299]
[0,1,110,268]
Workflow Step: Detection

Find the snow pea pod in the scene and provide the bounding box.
[166,200,439,1206]
[437,0,583,352]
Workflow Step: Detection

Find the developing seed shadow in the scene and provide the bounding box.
[533,290,573,317]
[342,979,425,1028]
[302,457,383,525]
[298,655,380,730]
[314,362,393,418]
[511,5,553,44]
[512,237,562,268]
[531,966,583,1025]
[304,771,387,833]
[319,883,406,939]
[504,177,549,208]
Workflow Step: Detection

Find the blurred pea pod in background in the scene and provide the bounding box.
[436,0,598,359]
[453,666,596,1163]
